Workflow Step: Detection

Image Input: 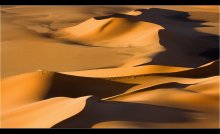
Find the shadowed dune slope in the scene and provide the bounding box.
[1,7,219,78]
[54,17,164,48]
[152,60,219,78]
[94,8,219,67]
[63,64,191,78]
[55,8,219,68]
[1,60,219,128]
[52,96,195,128]
[65,60,219,79]
[1,71,136,112]
[1,6,219,128]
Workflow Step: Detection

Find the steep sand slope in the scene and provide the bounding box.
[1,6,219,128]
[1,63,195,113]
[1,60,219,128]
[54,16,166,66]
[109,76,219,111]
[1,6,219,78]
[1,96,90,128]
[52,96,197,128]
[1,14,137,78]
[55,8,219,68]
[1,6,152,78]
[63,65,191,78]
[54,17,164,48]
[58,61,219,128]
[1,71,136,113]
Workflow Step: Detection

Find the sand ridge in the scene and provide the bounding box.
[1,6,219,128]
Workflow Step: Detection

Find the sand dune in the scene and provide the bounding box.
[1,60,219,128]
[52,96,196,128]
[1,71,136,113]
[55,8,219,68]
[54,17,164,48]
[63,64,191,78]
[1,6,219,77]
[53,13,166,66]
[1,6,219,128]
[1,96,90,128]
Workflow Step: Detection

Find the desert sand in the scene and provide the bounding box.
[1,6,219,128]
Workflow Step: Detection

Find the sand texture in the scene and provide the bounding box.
[1,6,219,128]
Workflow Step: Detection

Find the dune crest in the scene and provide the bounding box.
[54,14,165,49]
[1,6,219,128]
[1,96,91,128]
[1,70,136,113]
[63,64,191,78]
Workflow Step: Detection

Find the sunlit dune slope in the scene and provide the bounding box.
[1,71,136,113]
[54,16,164,49]
[1,96,91,128]
[63,65,191,78]
[1,6,219,128]
[1,60,219,128]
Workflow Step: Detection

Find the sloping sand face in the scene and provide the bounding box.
[54,17,164,47]
[1,6,219,78]
[1,6,219,128]
[1,96,90,128]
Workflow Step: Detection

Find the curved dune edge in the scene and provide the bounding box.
[1,6,219,78]
[62,64,192,78]
[103,76,219,100]
[52,77,219,128]
[1,6,219,128]
[53,13,166,67]
[1,60,218,111]
[1,71,55,113]
[1,60,219,128]
[1,96,91,128]
[62,59,218,79]
[107,76,219,106]
[54,16,164,48]
[1,70,136,113]
[1,60,212,110]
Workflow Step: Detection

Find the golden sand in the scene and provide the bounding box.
[1,6,219,128]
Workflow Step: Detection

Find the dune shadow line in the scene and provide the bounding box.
[52,97,196,128]
[95,8,219,67]
[43,73,137,99]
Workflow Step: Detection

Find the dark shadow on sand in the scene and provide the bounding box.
[43,73,137,99]
[128,82,196,94]
[152,59,219,78]
[95,8,219,67]
[107,59,219,80]
[52,96,196,128]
